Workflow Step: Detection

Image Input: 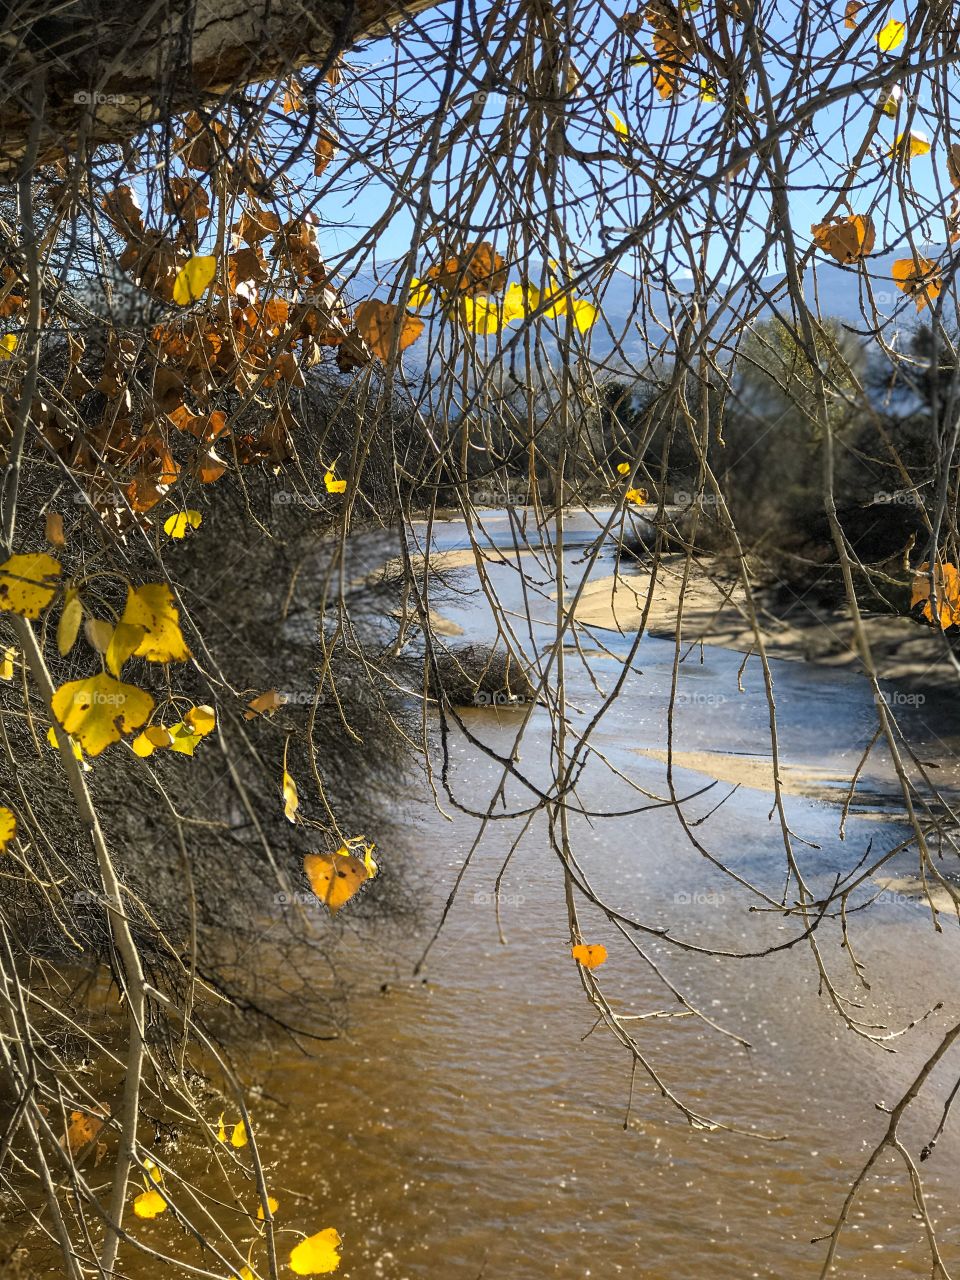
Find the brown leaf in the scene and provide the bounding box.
[811,213,875,264]
[353,300,425,361]
[314,130,336,177]
[45,511,66,548]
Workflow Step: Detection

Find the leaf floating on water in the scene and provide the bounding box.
[572,943,608,969]
[62,1105,109,1155]
[0,552,61,618]
[257,1195,279,1220]
[133,1188,167,1219]
[289,1228,343,1275]
[231,1118,248,1148]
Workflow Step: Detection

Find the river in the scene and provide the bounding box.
[238,510,960,1280]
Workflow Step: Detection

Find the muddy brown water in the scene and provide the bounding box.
[32,512,960,1278]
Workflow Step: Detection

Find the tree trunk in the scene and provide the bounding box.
[0,0,438,178]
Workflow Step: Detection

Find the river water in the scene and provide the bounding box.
[230,510,960,1280]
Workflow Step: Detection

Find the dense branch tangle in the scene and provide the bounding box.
[1,0,960,1276]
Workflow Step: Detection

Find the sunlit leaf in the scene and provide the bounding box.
[163,510,203,539]
[625,487,648,504]
[911,561,960,627]
[245,690,287,719]
[844,0,863,26]
[303,843,377,915]
[572,943,607,969]
[890,129,931,159]
[0,333,17,359]
[892,255,942,310]
[608,109,629,137]
[811,213,876,263]
[62,1106,109,1155]
[0,553,60,618]
[106,621,147,677]
[120,584,190,663]
[230,1118,248,1148]
[56,585,82,656]
[408,278,432,310]
[131,725,174,758]
[0,807,16,853]
[283,770,299,823]
[616,462,632,475]
[51,674,154,757]
[877,18,906,50]
[172,255,217,305]
[324,469,347,495]
[699,76,717,102]
[570,298,598,333]
[46,726,87,766]
[133,1188,167,1219]
[289,1228,343,1275]
[257,1196,280,1220]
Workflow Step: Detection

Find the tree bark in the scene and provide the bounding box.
[0,0,438,178]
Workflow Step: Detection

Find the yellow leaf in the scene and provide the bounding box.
[408,278,432,310]
[85,617,113,654]
[289,1228,343,1276]
[0,807,16,853]
[892,255,942,310]
[51,674,154,757]
[890,129,930,159]
[131,725,174,757]
[699,76,717,103]
[572,942,607,969]
[0,333,16,359]
[502,281,529,322]
[0,553,60,618]
[303,845,376,915]
[877,18,906,51]
[257,1196,279,1220]
[283,770,299,823]
[216,1114,227,1143]
[120,584,190,663]
[571,298,598,333]
[608,109,628,137]
[616,462,631,475]
[462,295,502,335]
[106,621,147,677]
[172,254,217,305]
[185,704,215,735]
[45,511,66,548]
[911,561,960,627]
[46,726,86,765]
[0,646,14,679]
[144,1158,163,1184]
[167,722,204,755]
[230,1119,248,1148]
[163,510,203,539]
[625,487,648,504]
[527,279,567,318]
[58,586,82,656]
[324,469,347,495]
[133,1188,167,1219]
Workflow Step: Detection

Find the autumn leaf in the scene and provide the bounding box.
[0,333,17,359]
[46,726,87,767]
[231,1119,248,1148]
[245,690,286,719]
[62,1105,109,1156]
[625,487,648,504]
[616,462,632,475]
[0,552,61,618]
[844,0,863,27]
[105,621,147,677]
[811,213,876,264]
[45,511,66,548]
[876,18,906,51]
[0,647,13,679]
[84,617,113,654]
[283,770,299,823]
[354,300,424,360]
[324,468,347,495]
[608,109,629,137]
[52,674,154,757]
[167,706,216,756]
[911,561,960,627]
[314,131,337,177]
[408,277,432,310]
[303,843,377,915]
[133,1188,167,1219]
[58,586,82,656]
[570,298,598,333]
[890,130,931,159]
[0,807,16,853]
[289,1228,343,1275]
[892,256,942,310]
[163,510,203,539]
[131,725,174,757]
[257,1196,280,1220]
[120,584,190,663]
[572,943,608,969]
[172,255,217,305]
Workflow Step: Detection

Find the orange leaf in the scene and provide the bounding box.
[353,301,424,361]
[892,256,942,311]
[811,213,875,264]
[572,943,608,970]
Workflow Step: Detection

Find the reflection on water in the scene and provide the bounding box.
[240,515,960,1279]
